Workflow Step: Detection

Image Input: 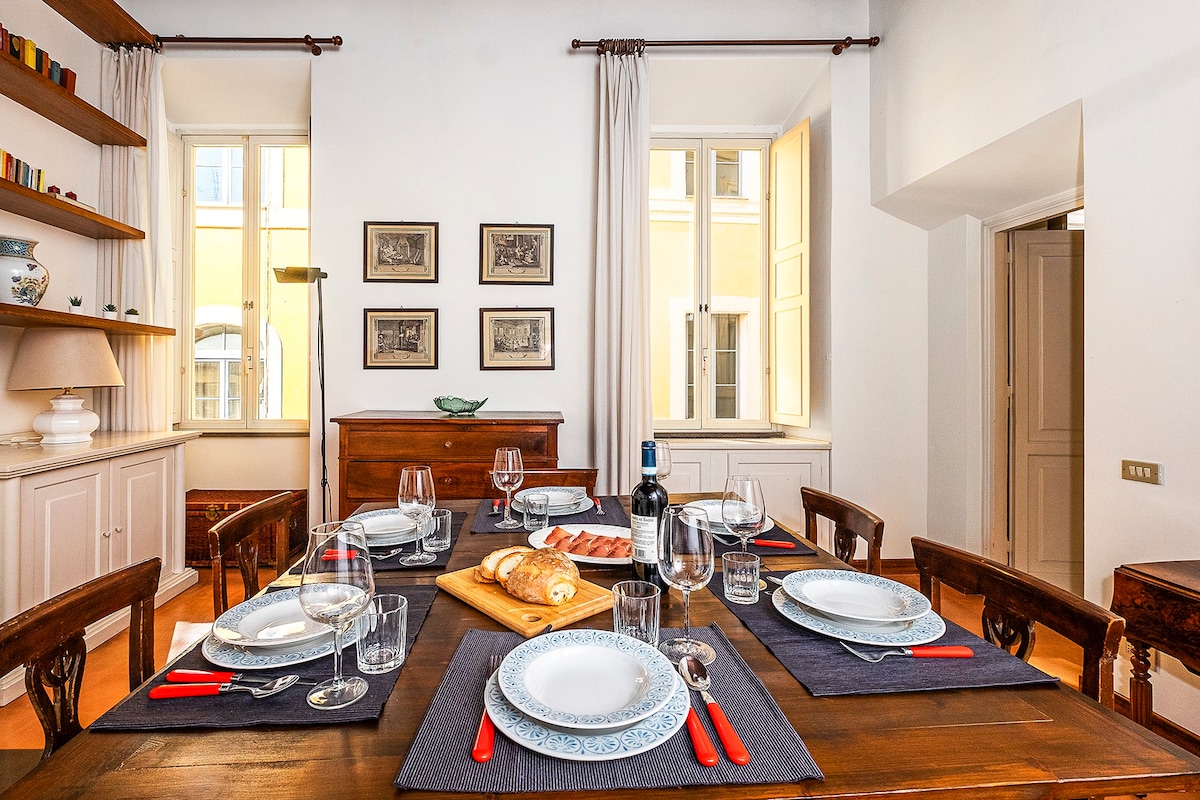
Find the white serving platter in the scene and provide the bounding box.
[528,524,632,566]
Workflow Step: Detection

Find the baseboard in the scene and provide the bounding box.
[0,568,198,706]
[1114,694,1200,757]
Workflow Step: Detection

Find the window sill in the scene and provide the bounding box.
[657,435,830,450]
[174,425,309,437]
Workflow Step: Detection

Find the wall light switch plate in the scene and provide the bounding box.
[1121,460,1162,485]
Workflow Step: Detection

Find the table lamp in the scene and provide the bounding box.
[7,327,125,445]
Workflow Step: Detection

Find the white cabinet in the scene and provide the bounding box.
[660,437,830,533]
[0,431,200,705]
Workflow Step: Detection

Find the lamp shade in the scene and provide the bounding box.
[8,327,124,391]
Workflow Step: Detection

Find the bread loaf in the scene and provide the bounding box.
[475,545,533,583]
[504,548,580,606]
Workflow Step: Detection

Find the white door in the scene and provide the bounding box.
[19,462,106,608]
[1011,230,1084,593]
[110,449,174,572]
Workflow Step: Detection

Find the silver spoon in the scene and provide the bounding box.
[149,674,299,700]
[678,656,750,764]
[370,546,407,560]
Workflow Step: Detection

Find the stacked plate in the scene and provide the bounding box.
[772,570,946,646]
[511,486,591,517]
[485,629,689,761]
[682,498,777,535]
[202,588,356,670]
[345,508,421,547]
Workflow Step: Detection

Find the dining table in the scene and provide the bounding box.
[5,493,1200,799]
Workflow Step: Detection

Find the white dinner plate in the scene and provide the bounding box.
[514,486,587,509]
[528,524,632,565]
[485,669,688,761]
[772,587,946,646]
[682,498,776,535]
[497,629,681,730]
[346,508,421,545]
[512,496,594,517]
[211,592,327,648]
[201,589,360,670]
[781,569,931,624]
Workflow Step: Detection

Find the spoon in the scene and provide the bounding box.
[679,656,750,765]
[148,674,299,700]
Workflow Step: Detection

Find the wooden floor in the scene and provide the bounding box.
[0,564,1195,799]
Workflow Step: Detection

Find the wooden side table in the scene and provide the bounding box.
[1111,561,1200,728]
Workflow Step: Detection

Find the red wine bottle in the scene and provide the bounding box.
[631,440,669,590]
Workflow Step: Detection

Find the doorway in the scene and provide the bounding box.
[992,212,1084,594]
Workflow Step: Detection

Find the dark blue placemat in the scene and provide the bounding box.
[471,496,628,533]
[370,510,465,571]
[712,583,1059,696]
[394,624,822,793]
[91,584,438,730]
[714,531,815,557]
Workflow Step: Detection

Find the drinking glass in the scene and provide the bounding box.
[398,466,437,566]
[657,505,716,665]
[492,447,524,529]
[424,508,453,552]
[722,475,766,552]
[612,580,660,646]
[298,521,375,709]
[654,440,672,480]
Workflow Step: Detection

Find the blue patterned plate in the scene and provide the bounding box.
[201,588,359,670]
[772,587,946,646]
[497,630,681,730]
[485,669,688,761]
[682,498,776,535]
[346,508,420,545]
[781,569,931,624]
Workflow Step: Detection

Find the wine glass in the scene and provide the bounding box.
[398,466,437,566]
[654,440,672,480]
[722,475,766,552]
[657,505,716,665]
[492,447,524,530]
[298,521,375,709]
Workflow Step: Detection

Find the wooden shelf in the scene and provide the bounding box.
[0,56,146,146]
[0,180,144,239]
[0,303,174,336]
[41,0,155,46]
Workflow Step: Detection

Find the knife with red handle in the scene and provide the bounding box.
[166,669,315,685]
[684,706,720,767]
[149,683,229,699]
[701,690,750,764]
[749,538,796,549]
[906,646,975,658]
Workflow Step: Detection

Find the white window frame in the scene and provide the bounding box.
[179,133,309,432]
[651,137,772,433]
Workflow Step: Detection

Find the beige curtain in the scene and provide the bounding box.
[95,47,171,432]
[592,44,652,495]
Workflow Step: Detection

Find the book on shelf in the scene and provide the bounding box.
[61,67,75,94]
[22,38,34,69]
[52,193,96,212]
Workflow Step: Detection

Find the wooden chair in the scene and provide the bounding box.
[209,490,294,616]
[911,537,1125,708]
[0,557,160,759]
[512,468,599,496]
[801,486,885,575]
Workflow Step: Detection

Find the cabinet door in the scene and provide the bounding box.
[661,450,714,495]
[109,449,174,572]
[724,450,829,533]
[19,462,106,609]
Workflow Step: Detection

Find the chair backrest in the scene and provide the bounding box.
[209,491,294,616]
[911,536,1125,708]
[801,486,885,575]
[513,468,599,496]
[0,557,160,758]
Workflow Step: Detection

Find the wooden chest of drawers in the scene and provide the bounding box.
[330,410,563,518]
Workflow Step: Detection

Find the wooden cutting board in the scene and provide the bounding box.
[435,566,614,637]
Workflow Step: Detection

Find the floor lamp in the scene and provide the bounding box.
[273,266,330,522]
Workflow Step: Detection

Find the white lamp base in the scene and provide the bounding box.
[32,392,100,445]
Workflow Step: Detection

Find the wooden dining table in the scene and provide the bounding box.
[5,494,1200,799]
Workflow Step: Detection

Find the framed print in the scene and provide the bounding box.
[479,223,554,285]
[364,308,438,369]
[364,221,438,282]
[480,307,555,370]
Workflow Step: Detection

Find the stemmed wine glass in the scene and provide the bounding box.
[722,475,766,552]
[654,440,672,481]
[657,505,716,665]
[298,521,375,709]
[398,466,437,566]
[492,447,524,530]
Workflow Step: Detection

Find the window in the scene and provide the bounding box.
[182,135,309,430]
[650,139,770,431]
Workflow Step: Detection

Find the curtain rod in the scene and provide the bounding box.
[151,35,343,55]
[571,36,879,56]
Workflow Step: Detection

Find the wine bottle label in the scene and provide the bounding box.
[630,514,658,563]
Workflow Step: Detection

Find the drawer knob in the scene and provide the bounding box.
[444,441,453,448]
[102,530,111,539]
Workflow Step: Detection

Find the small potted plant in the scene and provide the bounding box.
[102,303,118,320]
[67,295,83,314]
[124,307,140,321]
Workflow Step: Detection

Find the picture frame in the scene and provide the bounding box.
[364,308,438,369]
[479,307,555,370]
[364,221,438,282]
[479,223,554,285]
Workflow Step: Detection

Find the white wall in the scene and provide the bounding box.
[870,0,1200,730]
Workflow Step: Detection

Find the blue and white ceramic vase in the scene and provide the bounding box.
[0,236,50,307]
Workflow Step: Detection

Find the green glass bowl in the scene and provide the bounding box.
[434,396,488,416]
